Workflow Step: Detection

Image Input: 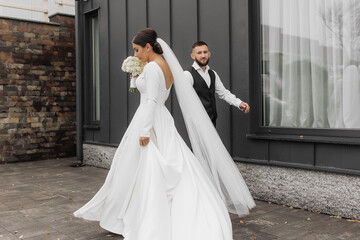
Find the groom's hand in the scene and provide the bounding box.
[239,102,250,114]
[139,137,150,146]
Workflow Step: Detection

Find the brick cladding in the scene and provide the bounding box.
[0,14,76,162]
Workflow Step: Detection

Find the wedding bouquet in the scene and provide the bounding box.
[121,56,147,93]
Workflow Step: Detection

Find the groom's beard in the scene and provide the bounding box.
[195,58,210,67]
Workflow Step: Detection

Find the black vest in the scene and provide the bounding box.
[188,67,217,126]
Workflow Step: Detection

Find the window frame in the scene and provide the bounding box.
[248,0,360,142]
[84,9,101,129]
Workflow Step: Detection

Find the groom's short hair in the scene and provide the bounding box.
[192,41,208,49]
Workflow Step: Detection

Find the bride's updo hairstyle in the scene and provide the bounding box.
[132,28,163,54]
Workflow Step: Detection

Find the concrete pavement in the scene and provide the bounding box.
[0,158,359,240]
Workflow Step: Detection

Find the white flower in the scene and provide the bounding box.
[121,56,147,76]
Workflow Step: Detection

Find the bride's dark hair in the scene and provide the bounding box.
[132,28,163,54]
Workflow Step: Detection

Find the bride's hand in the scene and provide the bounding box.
[139,137,150,146]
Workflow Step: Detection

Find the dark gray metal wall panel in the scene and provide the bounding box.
[230,0,253,157]
[170,0,198,145]
[171,0,197,67]
[83,131,93,142]
[239,139,269,160]
[147,0,172,110]
[91,0,102,11]
[127,0,147,124]
[316,144,360,171]
[81,0,94,12]
[269,141,314,165]
[127,0,147,51]
[93,0,110,143]
[147,0,171,42]
[109,0,128,144]
[198,0,231,150]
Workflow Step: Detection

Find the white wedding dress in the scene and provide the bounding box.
[74,62,235,239]
[75,37,255,239]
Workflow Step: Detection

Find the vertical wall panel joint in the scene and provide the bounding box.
[229,0,233,154]
[125,0,129,126]
[107,0,111,143]
[145,0,148,27]
[196,0,199,40]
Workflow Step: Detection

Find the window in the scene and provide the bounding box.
[91,14,100,121]
[261,0,360,129]
[85,11,100,124]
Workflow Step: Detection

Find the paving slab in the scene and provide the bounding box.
[0,158,359,240]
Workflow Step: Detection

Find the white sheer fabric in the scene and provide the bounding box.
[157,38,255,217]
[262,0,360,128]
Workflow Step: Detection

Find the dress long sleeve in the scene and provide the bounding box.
[140,64,160,137]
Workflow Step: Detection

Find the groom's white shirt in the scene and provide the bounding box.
[184,61,242,109]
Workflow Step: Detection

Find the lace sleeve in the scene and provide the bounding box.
[139,63,160,138]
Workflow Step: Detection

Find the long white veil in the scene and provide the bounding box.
[157,38,256,217]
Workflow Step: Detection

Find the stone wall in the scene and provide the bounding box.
[83,144,117,169]
[0,14,76,162]
[236,162,360,220]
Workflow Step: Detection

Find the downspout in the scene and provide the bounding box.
[75,1,83,162]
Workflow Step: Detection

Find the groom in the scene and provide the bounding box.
[184,41,250,126]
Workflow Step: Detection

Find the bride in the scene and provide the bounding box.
[74,28,255,240]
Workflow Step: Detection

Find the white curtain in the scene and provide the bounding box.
[261,0,360,128]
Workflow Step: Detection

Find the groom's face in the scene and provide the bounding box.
[191,45,211,67]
